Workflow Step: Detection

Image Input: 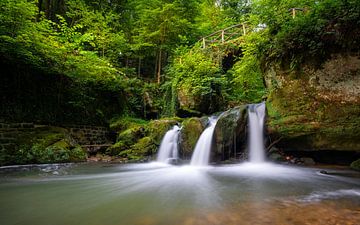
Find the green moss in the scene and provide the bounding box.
[117,126,146,145]
[106,141,127,156]
[148,119,178,145]
[109,116,148,132]
[266,75,360,151]
[131,137,157,155]
[350,159,360,171]
[0,126,87,165]
[117,137,156,161]
[107,117,180,160]
[180,118,205,156]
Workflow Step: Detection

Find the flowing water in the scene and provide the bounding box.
[0,163,359,225]
[248,102,266,163]
[190,117,218,166]
[157,125,180,163]
[1,105,359,225]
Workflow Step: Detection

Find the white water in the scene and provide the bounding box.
[157,125,180,163]
[190,117,219,166]
[248,102,266,163]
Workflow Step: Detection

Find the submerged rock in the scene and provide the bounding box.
[213,105,248,162]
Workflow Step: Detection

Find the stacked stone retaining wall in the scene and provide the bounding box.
[0,123,113,153]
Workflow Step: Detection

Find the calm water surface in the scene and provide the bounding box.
[0,162,359,225]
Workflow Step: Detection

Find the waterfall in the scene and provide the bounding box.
[157,125,180,163]
[190,117,219,166]
[248,102,266,163]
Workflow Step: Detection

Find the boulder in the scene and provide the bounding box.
[350,158,360,171]
[148,119,179,145]
[213,105,248,162]
[300,157,316,166]
[179,117,206,159]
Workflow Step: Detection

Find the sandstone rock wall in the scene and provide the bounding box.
[265,53,360,152]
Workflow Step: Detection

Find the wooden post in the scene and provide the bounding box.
[221,30,225,43]
[202,38,206,48]
[292,8,296,18]
[242,23,246,35]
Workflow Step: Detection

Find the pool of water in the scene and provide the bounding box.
[0,162,359,225]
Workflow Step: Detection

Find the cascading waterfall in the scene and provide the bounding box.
[248,102,266,163]
[157,125,180,163]
[190,117,219,166]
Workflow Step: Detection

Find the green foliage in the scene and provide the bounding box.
[0,127,86,166]
[226,31,268,103]
[166,47,226,115]
[110,116,148,132]
[255,0,360,67]
[2,0,360,165]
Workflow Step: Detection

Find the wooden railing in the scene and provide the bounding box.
[199,23,248,49]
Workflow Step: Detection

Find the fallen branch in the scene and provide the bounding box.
[266,137,283,151]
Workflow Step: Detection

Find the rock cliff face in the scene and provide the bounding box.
[176,85,224,117]
[265,53,360,153]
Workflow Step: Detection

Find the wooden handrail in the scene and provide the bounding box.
[199,23,248,48]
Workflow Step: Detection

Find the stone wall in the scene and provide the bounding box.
[0,123,34,152]
[62,125,111,145]
[0,123,113,152]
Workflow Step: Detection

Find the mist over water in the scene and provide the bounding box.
[0,163,359,225]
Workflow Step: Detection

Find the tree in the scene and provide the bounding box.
[130,0,200,83]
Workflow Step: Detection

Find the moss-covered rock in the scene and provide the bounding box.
[213,106,248,162]
[350,159,360,171]
[179,117,206,159]
[176,83,224,117]
[265,54,360,153]
[106,141,127,156]
[109,117,148,132]
[117,137,156,161]
[131,137,157,156]
[108,117,181,161]
[0,126,87,166]
[117,126,146,145]
[148,119,179,145]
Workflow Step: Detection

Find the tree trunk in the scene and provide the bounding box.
[157,48,162,84]
[154,51,158,80]
[125,56,129,68]
[37,0,43,21]
[138,57,141,77]
[45,0,51,19]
